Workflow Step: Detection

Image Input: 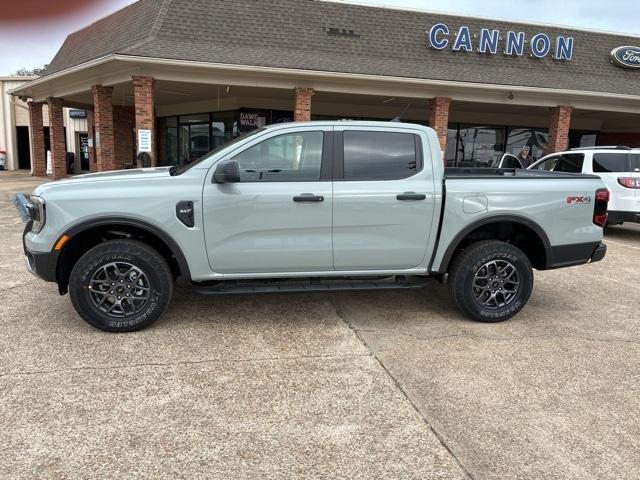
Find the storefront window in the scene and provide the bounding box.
[455,125,506,168]
[569,131,598,149]
[445,127,458,167]
[158,117,178,166]
[505,128,548,167]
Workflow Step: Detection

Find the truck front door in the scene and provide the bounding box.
[202,126,333,274]
[332,127,437,271]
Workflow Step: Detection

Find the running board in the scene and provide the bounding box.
[193,277,429,295]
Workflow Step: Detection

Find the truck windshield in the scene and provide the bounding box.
[170,128,266,176]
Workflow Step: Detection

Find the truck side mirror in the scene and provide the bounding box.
[213,160,241,183]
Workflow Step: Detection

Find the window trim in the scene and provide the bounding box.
[333,129,424,182]
[229,129,332,183]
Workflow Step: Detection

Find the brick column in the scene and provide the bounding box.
[133,76,156,166]
[47,97,66,180]
[87,110,97,172]
[92,85,116,171]
[429,97,452,156]
[28,102,46,177]
[294,88,314,122]
[546,105,573,154]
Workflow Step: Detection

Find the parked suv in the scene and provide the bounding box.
[529,146,640,225]
[17,122,608,332]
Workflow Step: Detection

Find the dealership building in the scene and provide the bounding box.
[7,0,640,178]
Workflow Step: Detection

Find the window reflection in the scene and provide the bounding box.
[456,125,506,168]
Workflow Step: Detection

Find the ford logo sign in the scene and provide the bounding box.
[611,46,640,69]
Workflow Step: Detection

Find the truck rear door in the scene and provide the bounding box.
[332,126,437,270]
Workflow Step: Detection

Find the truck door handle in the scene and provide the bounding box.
[293,194,324,202]
[397,192,426,201]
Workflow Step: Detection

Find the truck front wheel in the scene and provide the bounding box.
[448,240,533,323]
[69,240,174,332]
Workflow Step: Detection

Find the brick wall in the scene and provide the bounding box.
[28,102,46,177]
[429,97,451,156]
[132,76,156,166]
[114,105,135,169]
[546,106,573,154]
[294,88,314,122]
[47,97,66,180]
[92,85,116,171]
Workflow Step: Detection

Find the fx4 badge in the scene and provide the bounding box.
[567,196,592,204]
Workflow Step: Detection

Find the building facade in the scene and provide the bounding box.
[1,77,89,172]
[9,0,640,179]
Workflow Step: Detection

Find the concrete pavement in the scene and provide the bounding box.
[1,170,638,479]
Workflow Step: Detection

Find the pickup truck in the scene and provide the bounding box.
[18,121,609,332]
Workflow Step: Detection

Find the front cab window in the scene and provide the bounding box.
[232,131,324,182]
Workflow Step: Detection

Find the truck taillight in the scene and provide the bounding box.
[593,188,609,228]
[617,177,640,189]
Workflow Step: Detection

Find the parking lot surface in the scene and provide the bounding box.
[1,171,638,479]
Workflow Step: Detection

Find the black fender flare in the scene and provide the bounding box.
[59,216,192,280]
[435,214,552,273]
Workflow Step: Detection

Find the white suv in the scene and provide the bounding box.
[529,147,640,225]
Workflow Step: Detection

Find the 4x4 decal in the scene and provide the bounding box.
[567,196,592,204]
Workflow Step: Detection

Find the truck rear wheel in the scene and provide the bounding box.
[69,240,173,332]
[448,240,533,323]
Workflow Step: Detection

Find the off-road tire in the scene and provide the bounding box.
[448,240,533,323]
[69,240,173,332]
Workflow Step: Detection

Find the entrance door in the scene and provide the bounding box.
[332,127,437,270]
[179,122,210,165]
[77,133,90,172]
[16,126,31,169]
[202,126,333,274]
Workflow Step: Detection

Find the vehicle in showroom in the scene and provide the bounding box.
[529,146,639,225]
[17,122,609,332]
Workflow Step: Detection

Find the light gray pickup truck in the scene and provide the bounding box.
[18,121,609,332]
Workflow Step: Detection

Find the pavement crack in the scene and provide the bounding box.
[328,297,475,480]
[356,329,640,345]
[0,352,368,379]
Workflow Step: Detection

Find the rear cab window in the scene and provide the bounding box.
[339,130,423,180]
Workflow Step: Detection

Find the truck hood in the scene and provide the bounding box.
[33,167,172,196]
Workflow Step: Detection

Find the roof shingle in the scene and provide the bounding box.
[42,0,640,96]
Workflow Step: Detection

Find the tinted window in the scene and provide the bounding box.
[631,154,640,172]
[593,153,630,173]
[533,153,584,173]
[232,131,323,182]
[343,131,418,180]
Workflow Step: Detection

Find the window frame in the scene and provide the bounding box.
[225,128,333,183]
[332,128,424,181]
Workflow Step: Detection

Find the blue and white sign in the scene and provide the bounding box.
[611,46,640,69]
[427,23,574,61]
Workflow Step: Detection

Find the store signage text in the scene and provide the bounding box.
[611,46,640,69]
[427,23,574,60]
[69,109,87,119]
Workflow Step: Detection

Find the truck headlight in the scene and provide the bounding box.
[27,195,46,233]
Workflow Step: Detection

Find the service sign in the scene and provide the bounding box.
[69,109,87,119]
[611,46,640,69]
[427,23,574,61]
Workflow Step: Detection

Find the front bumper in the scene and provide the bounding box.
[23,249,58,282]
[16,193,58,283]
